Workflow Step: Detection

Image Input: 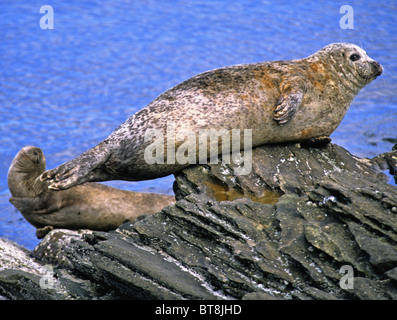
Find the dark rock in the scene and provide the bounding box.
[385,267,397,282]
[370,148,397,184]
[350,277,397,300]
[0,235,116,300]
[33,229,93,268]
[1,142,397,300]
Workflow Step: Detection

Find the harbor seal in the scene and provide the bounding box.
[8,146,175,238]
[41,43,383,190]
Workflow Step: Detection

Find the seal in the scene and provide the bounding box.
[8,146,175,238]
[41,43,383,190]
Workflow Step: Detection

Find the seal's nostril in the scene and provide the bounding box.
[371,61,383,76]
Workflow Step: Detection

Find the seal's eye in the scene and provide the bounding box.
[350,54,361,61]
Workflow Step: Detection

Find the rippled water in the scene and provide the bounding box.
[1,0,396,249]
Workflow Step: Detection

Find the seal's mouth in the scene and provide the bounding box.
[358,61,383,81]
[359,74,372,81]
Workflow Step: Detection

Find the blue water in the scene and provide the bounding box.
[0,0,396,250]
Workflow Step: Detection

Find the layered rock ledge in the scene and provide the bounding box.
[1,142,397,300]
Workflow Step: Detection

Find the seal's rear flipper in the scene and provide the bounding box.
[40,142,111,190]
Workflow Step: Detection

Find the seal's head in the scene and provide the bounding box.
[310,43,383,90]
[8,146,46,197]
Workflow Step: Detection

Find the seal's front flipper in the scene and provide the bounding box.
[36,225,54,239]
[301,136,332,148]
[274,74,305,125]
[274,91,303,125]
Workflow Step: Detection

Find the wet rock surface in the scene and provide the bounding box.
[1,142,396,300]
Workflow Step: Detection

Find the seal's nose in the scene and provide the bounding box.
[371,61,383,77]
